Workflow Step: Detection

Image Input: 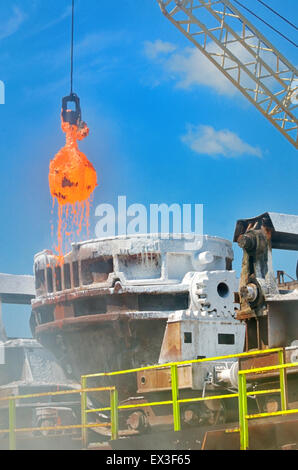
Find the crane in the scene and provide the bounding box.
[156,0,298,149]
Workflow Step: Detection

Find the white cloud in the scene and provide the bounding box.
[143,39,177,60]
[181,124,263,158]
[144,39,237,95]
[143,38,266,96]
[0,6,26,40]
[166,46,237,95]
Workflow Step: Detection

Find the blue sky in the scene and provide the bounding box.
[0,0,297,337]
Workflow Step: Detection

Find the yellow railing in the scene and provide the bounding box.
[81,347,285,444]
[238,358,298,450]
[2,346,297,450]
[0,386,114,450]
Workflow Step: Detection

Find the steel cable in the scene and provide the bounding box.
[231,0,298,48]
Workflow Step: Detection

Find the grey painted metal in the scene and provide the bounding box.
[0,273,35,304]
[0,338,79,387]
[157,0,298,148]
[268,213,298,236]
[34,234,233,297]
[159,269,245,360]
[32,234,238,393]
[266,292,298,348]
[158,269,245,390]
[0,299,6,342]
[0,274,35,341]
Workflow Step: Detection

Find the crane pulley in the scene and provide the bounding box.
[157,0,298,148]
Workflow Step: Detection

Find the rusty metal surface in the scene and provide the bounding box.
[234,212,298,251]
[137,365,193,394]
[31,234,237,405]
[239,351,280,380]
[239,350,298,381]
[278,281,298,291]
[158,321,182,364]
[106,413,298,450]
[32,284,190,308]
[202,414,298,450]
[35,317,168,404]
[234,211,298,351]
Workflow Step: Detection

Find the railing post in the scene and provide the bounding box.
[9,398,16,451]
[81,376,87,449]
[171,364,181,432]
[110,388,119,440]
[238,373,248,450]
[278,349,288,412]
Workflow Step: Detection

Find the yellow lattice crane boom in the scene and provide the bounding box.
[157,0,298,148]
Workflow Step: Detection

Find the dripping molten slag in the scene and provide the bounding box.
[49,117,97,262]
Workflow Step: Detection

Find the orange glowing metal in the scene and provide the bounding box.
[49,117,97,205]
[49,115,98,261]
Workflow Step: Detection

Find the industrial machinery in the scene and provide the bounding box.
[28,0,298,449]
[0,339,81,449]
[31,233,241,407]
[119,213,298,435]
[32,230,242,431]
[234,211,298,349]
[29,0,298,447]
[233,212,298,416]
[30,212,298,442]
